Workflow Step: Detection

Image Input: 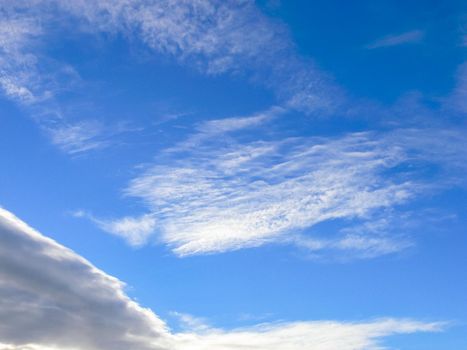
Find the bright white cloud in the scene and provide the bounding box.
[121,131,411,257]
[0,208,443,350]
[174,318,442,350]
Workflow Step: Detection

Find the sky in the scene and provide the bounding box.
[0,1,466,349]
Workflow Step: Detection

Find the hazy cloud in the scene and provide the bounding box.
[366,30,424,49]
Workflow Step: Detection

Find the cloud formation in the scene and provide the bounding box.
[0,208,443,350]
[1,0,342,142]
[0,207,172,350]
[92,110,467,257]
[56,0,337,112]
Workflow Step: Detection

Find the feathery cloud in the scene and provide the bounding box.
[91,110,467,257]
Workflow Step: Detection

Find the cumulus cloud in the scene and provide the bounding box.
[0,207,443,350]
[0,207,172,350]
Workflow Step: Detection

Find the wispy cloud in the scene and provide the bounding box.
[47,121,108,154]
[173,318,442,350]
[45,120,142,155]
[166,106,284,153]
[366,30,424,49]
[0,0,347,160]
[0,208,443,350]
[7,0,343,116]
[74,210,157,247]
[89,110,467,257]
[0,9,107,154]
[0,16,45,104]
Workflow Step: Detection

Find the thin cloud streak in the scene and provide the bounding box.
[366,30,424,49]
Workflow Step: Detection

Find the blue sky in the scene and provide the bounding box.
[0,1,466,349]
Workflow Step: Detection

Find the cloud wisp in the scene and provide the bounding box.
[1,0,343,136]
[0,208,443,350]
[0,7,112,155]
[57,0,341,114]
[366,30,425,49]
[90,111,467,258]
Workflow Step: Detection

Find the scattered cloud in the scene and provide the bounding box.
[366,30,424,49]
[0,207,444,350]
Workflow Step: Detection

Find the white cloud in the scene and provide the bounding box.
[122,131,412,257]
[366,30,424,49]
[197,107,283,134]
[173,318,442,350]
[97,214,157,246]
[91,113,467,257]
[0,207,443,350]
